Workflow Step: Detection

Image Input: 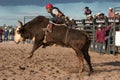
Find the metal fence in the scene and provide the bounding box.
[74,7,120,55]
[74,21,120,54]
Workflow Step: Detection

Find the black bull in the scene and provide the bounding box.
[15,16,93,75]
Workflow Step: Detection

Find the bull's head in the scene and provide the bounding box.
[14,20,25,44]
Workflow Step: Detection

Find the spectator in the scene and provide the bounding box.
[3,27,9,41]
[0,28,3,42]
[96,13,107,20]
[115,12,120,19]
[86,14,93,20]
[99,13,106,19]
[108,8,114,18]
[95,23,113,54]
[84,7,92,17]
[95,13,100,19]
[94,13,108,25]
[9,27,15,41]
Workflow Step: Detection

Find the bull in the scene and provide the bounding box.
[14,16,93,75]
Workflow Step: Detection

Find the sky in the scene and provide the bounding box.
[0,0,120,26]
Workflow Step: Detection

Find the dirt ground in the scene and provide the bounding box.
[0,41,120,80]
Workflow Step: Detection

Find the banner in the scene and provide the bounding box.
[115,31,120,46]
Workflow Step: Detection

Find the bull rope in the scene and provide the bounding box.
[64,28,70,44]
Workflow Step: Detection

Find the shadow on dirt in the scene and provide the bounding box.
[93,61,120,74]
[102,61,120,66]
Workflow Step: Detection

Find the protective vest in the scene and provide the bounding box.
[50,7,65,18]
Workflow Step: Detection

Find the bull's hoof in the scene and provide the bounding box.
[27,55,33,58]
[41,45,46,48]
[88,70,94,76]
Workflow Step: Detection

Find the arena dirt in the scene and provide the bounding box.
[0,41,120,80]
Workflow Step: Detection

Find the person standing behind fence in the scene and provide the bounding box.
[108,8,114,18]
[9,27,15,41]
[3,27,9,41]
[84,7,92,18]
[0,28,3,42]
[95,23,113,54]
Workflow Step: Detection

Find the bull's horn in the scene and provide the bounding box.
[18,20,23,28]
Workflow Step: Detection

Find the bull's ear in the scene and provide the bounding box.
[18,20,23,28]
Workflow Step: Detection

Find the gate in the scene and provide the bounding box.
[107,7,120,55]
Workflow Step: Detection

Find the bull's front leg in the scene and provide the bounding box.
[28,41,43,58]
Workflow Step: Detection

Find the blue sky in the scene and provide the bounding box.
[0,0,120,26]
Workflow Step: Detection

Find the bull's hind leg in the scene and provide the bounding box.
[83,50,94,75]
[75,50,84,73]
[74,50,85,80]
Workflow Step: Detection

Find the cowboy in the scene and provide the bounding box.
[95,23,113,54]
[45,3,72,32]
[45,3,67,24]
